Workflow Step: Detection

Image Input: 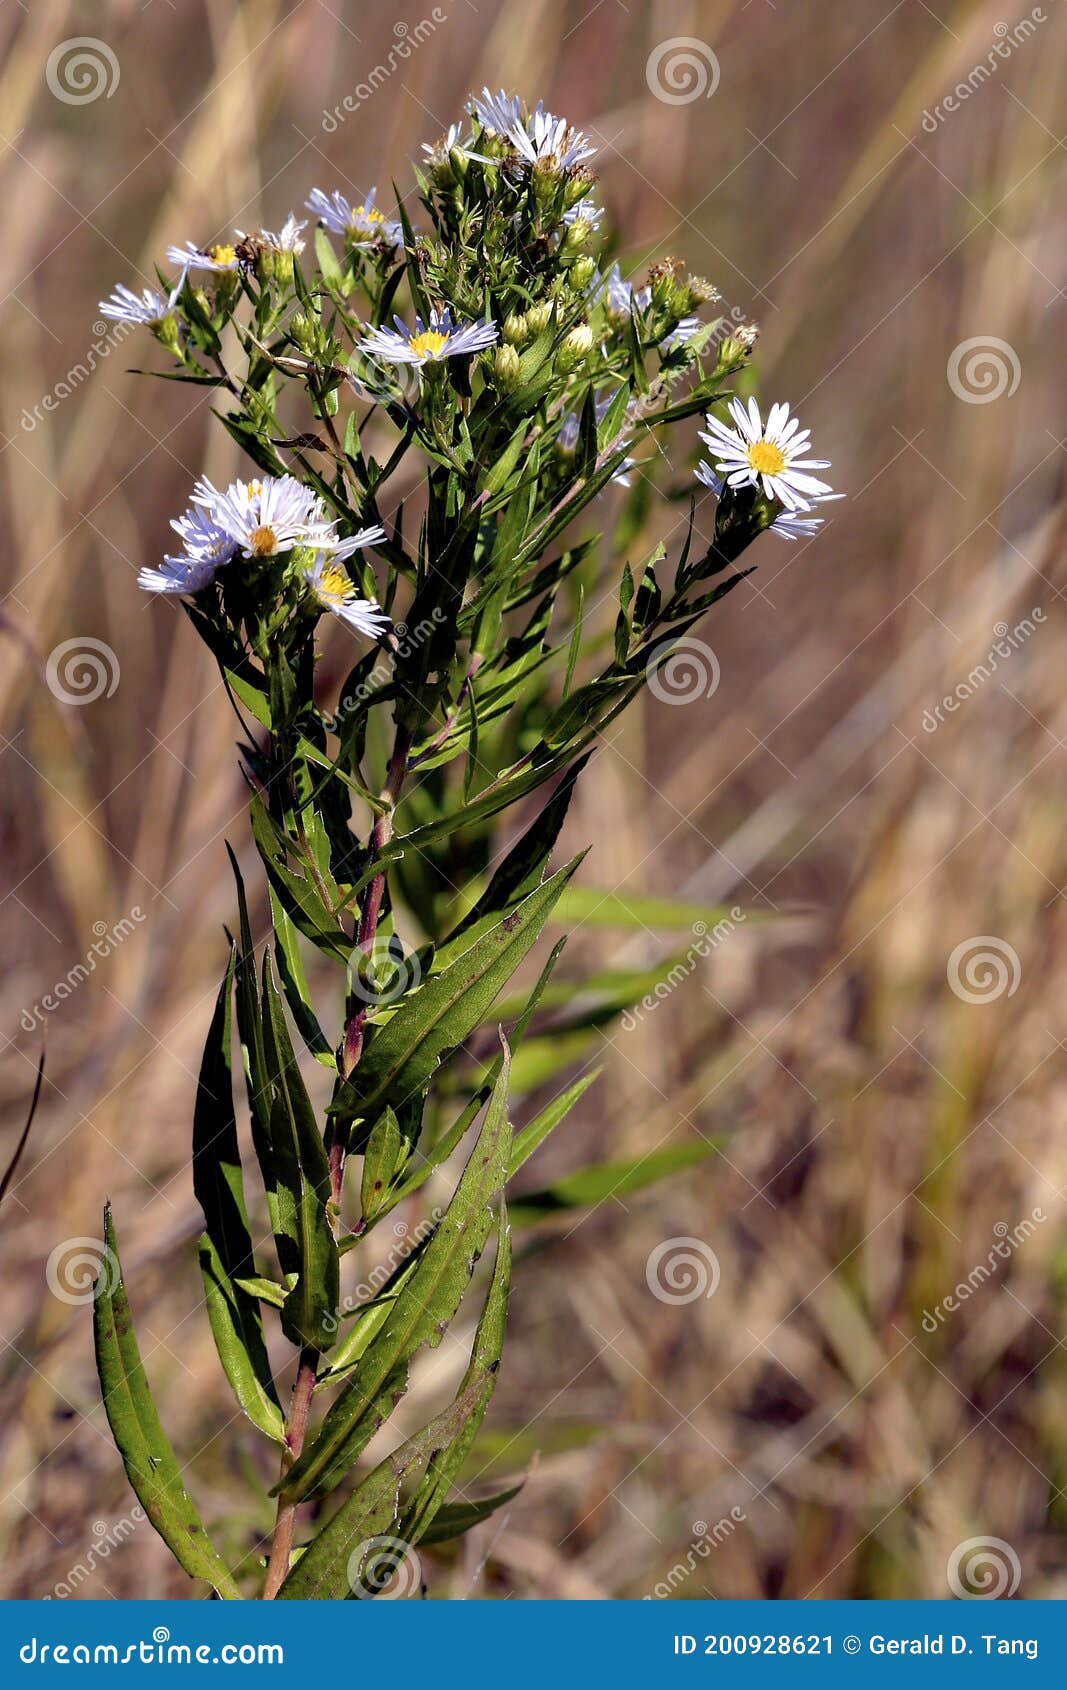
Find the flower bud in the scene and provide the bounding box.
[289,311,315,352]
[502,312,528,346]
[563,166,596,208]
[525,301,553,335]
[560,218,591,256]
[152,313,182,354]
[493,343,521,389]
[557,323,593,370]
[569,256,596,291]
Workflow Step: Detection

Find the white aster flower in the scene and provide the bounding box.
[98,282,180,327]
[471,88,596,171]
[305,187,403,249]
[304,554,390,638]
[361,307,498,368]
[165,239,240,274]
[192,473,380,562]
[138,506,236,595]
[699,398,833,511]
[420,123,493,167]
[769,492,844,541]
[236,212,307,255]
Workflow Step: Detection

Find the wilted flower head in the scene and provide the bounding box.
[236,212,307,255]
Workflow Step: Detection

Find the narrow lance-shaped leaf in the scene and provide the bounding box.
[93,1205,241,1599]
[402,1205,512,1546]
[261,955,339,1349]
[510,1139,721,1226]
[192,949,283,1443]
[277,1043,512,1501]
[329,858,580,1139]
[276,1368,492,1600]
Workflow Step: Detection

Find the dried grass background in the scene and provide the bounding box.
[2,0,1067,1600]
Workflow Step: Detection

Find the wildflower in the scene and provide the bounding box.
[98,283,179,327]
[305,187,403,249]
[471,88,597,171]
[236,212,307,256]
[165,239,240,274]
[192,474,381,562]
[558,391,634,484]
[303,554,390,638]
[602,262,698,349]
[769,493,844,541]
[700,398,833,511]
[420,123,493,170]
[138,506,236,595]
[361,307,498,368]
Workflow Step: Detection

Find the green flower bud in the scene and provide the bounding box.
[570,256,596,291]
[502,312,528,346]
[152,314,182,354]
[493,343,521,389]
[289,311,314,352]
[557,323,593,370]
[525,301,553,335]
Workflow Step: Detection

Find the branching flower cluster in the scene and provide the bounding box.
[92,87,838,1601]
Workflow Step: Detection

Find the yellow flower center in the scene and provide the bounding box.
[353,204,384,227]
[408,328,450,360]
[315,564,352,604]
[746,439,786,477]
[249,525,278,557]
[209,244,237,266]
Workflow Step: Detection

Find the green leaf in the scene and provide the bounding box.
[402,1207,511,1546]
[276,1368,491,1599]
[192,952,283,1442]
[417,1486,522,1546]
[227,846,279,1237]
[433,761,587,969]
[268,886,335,1067]
[328,858,580,1136]
[277,1047,512,1501]
[93,1205,241,1598]
[261,957,339,1348]
[552,886,747,932]
[509,1070,601,1176]
[359,1106,402,1223]
[250,796,351,963]
[510,1140,720,1225]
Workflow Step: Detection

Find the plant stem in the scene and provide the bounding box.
[262,1346,318,1599]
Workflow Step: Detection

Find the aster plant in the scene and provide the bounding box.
[92,88,837,1600]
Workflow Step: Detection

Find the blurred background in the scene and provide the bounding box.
[3,0,1067,1601]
